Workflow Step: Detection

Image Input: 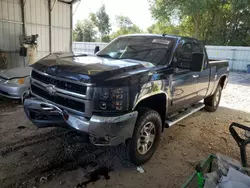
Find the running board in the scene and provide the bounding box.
[165,103,205,127]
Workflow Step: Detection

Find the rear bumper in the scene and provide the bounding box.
[0,82,29,99]
[23,95,138,146]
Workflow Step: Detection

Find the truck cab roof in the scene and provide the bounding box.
[118,33,200,43]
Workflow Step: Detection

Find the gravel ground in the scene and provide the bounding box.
[0,72,250,188]
[220,72,250,113]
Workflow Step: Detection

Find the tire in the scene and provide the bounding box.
[204,85,222,112]
[127,108,162,165]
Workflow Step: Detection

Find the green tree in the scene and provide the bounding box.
[90,5,111,42]
[110,15,142,39]
[73,21,84,42]
[73,20,96,42]
[115,15,134,29]
[150,0,215,38]
[148,22,181,35]
[150,0,250,46]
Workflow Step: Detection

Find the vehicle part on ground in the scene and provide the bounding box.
[204,85,222,112]
[136,166,145,173]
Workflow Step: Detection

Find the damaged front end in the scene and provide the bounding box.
[23,91,138,146]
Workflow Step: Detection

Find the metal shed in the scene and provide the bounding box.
[0,0,78,69]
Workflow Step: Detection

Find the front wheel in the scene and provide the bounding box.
[204,85,222,112]
[127,108,162,165]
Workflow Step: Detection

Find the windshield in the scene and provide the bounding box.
[97,36,174,65]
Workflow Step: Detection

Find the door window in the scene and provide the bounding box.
[174,40,205,70]
[176,41,193,69]
[193,42,203,53]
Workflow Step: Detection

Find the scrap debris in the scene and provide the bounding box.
[137,166,145,173]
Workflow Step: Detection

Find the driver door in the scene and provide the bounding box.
[169,40,200,112]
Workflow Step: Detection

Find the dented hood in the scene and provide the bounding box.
[32,52,156,85]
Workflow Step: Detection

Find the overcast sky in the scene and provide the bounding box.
[73,0,155,31]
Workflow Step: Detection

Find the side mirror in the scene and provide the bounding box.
[190,52,204,72]
[94,46,100,54]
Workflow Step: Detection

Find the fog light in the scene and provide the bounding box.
[100,102,107,109]
[103,91,109,99]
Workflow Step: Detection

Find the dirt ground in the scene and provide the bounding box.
[0,72,250,188]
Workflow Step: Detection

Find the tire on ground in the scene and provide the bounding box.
[204,85,222,112]
[126,108,162,165]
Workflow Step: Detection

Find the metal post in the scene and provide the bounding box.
[73,1,81,15]
[20,0,26,67]
[20,0,26,36]
[70,3,73,52]
[70,0,81,52]
[51,0,58,12]
[71,0,80,4]
[48,0,52,54]
[231,49,236,71]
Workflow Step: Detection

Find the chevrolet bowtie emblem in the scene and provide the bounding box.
[46,85,56,95]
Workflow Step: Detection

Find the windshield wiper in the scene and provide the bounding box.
[96,54,113,58]
[119,57,143,61]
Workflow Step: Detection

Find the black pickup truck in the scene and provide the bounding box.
[23,34,229,165]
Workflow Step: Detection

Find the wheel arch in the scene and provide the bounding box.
[133,92,168,132]
[218,75,227,89]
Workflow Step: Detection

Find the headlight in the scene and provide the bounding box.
[94,87,129,111]
[7,77,30,85]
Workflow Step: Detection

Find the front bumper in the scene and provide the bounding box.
[23,97,138,146]
[0,80,29,99]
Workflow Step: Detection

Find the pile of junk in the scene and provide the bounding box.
[182,122,250,188]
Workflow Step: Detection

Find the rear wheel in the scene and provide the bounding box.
[204,85,222,112]
[127,108,162,165]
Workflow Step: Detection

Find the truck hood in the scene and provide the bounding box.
[0,67,32,80]
[32,53,159,86]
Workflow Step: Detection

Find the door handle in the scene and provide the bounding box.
[192,74,199,78]
[41,107,55,111]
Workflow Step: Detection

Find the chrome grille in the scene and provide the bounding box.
[31,70,87,95]
[31,84,85,112]
[30,70,89,113]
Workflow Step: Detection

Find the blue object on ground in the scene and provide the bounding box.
[247,64,250,73]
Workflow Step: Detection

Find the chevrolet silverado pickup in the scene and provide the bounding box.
[23,34,229,165]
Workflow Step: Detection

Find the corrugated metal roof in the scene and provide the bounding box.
[58,0,80,4]
[60,0,72,2]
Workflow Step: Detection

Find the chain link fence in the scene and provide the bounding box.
[73,42,108,54]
